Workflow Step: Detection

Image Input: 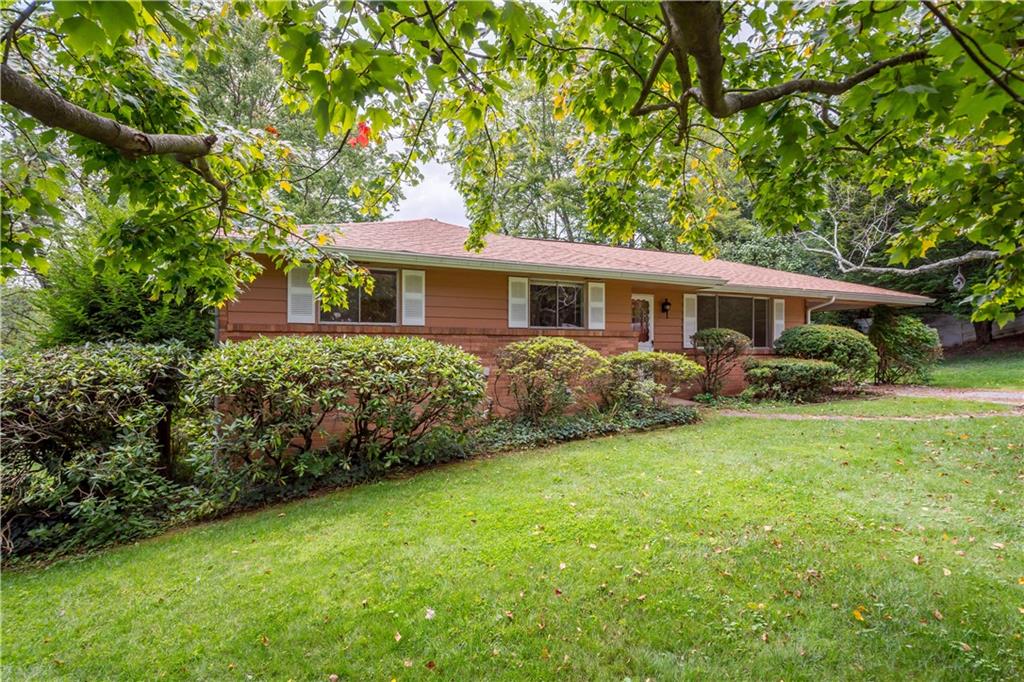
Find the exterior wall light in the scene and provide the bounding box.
[661,298,672,317]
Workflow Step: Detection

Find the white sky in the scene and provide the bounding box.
[392,160,468,225]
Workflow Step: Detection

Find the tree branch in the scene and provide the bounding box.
[922,0,1024,106]
[1,63,218,160]
[830,249,1003,275]
[2,0,38,64]
[631,42,672,116]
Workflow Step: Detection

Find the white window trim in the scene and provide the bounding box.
[695,293,774,349]
[318,267,400,326]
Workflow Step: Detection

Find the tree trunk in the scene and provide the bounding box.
[973,320,993,345]
[155,405,175,478]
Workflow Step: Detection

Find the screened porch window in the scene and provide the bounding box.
[529,281,583,328]
[696,295,769,347]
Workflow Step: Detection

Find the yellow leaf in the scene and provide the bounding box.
[316,233,328,245]
[852,608,864,622]
[279,180,293,193]
[689,158,699,170]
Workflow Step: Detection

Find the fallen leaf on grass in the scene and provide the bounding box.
[912,555,923,565]
[425,608,435,620]
[933,610,943,621]
[959,642,972,652]
[260,634,269,647]
[852,608,865,622]
[425,660,436,670]
[394,631,401,642]
[991,542,1005,550]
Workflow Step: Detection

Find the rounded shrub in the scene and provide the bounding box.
[183,335,486,476]
[743,357,842,402]
[1,342,195,556]
[773,324,878,384]
[692,328,751,396]
[599,351,703,411]
[868,308,942,384]
[495,336,608,422]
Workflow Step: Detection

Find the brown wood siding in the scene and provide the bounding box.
[220,257,821,402]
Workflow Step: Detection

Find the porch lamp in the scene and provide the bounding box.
[660,298,672,317]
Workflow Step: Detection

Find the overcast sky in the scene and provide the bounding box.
[391,160,468,225]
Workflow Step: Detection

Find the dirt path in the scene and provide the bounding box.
[865,384,1024,406]
[714,410,1016,422]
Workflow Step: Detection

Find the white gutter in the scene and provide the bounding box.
[327,246,730,288]
[705,284,933,307]
[805,296,837,323]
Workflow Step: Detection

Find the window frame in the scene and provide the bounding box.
[694,294,772,348]
[527,278,587,330]
[317,267,400,326]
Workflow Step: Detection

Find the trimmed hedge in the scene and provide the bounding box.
[773,324,878,384]
[0,343,197,556]
[743,357,842,402]
[182,335,487,478]
[496,337,607,422]
[598,351,703,411]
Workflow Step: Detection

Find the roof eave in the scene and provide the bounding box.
[708,284,933,307]
[327,246,730,288]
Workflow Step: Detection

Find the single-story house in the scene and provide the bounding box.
[221,218,932,397]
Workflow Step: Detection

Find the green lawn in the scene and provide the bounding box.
[740,396,1016,417]
[4,413,1023,680]
[930,349,1024,390]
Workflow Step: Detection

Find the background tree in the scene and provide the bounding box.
[3,1,1021,321]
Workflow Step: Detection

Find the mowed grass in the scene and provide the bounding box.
[930,349,1024,390]
[4,414,1023,680]
[744,396,1017,417]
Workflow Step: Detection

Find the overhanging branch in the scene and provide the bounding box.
[1,63,218,161]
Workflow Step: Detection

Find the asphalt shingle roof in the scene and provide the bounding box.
[308,218,932,306]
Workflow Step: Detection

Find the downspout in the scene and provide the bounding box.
[805,296,837,324]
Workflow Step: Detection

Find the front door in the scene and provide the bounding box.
[631,294,654,351]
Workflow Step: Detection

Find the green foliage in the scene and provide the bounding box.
[37,224,212,349]
[472,406,700,453]
[773,324,878,384]
[496,337,608,422]
[869,308,943,384]
[0,342,194,556]
[692,328,751,396]
[742,357,842,403]
[182,335,486,481]
[4,1,1022,320]
[598,351,703,411]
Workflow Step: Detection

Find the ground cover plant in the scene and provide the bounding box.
[3,410,1021,680]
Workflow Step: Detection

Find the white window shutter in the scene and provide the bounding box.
[683,294,697,348]
[508,277,529,328]
[587,282,605,330]
[401,269,426,326]
[773,298,786,342]
[287,267,315,323]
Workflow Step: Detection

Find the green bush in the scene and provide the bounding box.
[742,357,842,402]
[868,308,943,384]
[692,328,751,396]
[496,337,607,422]
[773,324,878,384]
[472,406,700,453]
[0,343,196,556]
[598,351,703,411]
[182,335,486,482]
[37,226,212,349]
